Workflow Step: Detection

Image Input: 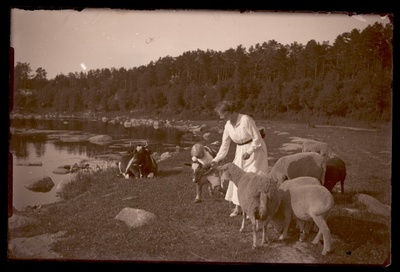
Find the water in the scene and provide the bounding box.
[9,118,194,211]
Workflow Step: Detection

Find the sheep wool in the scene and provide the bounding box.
[218,163,279,249]
[276,176,322,241]
[302,139,334,158]
[276,184,334,255]
[269,152,326,186]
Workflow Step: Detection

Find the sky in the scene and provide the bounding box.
[10,8,391,80]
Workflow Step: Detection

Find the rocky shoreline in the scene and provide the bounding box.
[10,111,221,132]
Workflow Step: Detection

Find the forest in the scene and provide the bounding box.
[11,22,392,122]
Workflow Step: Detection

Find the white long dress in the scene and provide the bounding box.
[213,114,269,205]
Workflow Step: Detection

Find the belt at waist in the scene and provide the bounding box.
[236,139,252,146]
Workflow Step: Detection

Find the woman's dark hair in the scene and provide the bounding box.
[214,100,237,116]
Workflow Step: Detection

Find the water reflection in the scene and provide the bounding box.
[10,118,188,159]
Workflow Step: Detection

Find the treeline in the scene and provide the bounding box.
[12,22,392,122]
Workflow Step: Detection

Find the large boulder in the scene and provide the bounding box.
[24,176,54,193]
[352,193,391,217]
[114,207,156,228]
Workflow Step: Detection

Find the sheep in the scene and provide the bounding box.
[302,139,336,158]
[269,152,326,186]
[186,160,224,203]
[324,157,346,193]
[273,184,334,255]
[276,177,321,242]
[184,143,224,203]
[217,162,279,249]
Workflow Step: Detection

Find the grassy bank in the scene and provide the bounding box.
[8,120,391,265]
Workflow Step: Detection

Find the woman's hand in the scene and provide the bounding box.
[242,152,250,160]
[204,161,217,169]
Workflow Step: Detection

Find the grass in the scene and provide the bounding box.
[8,120,392,266]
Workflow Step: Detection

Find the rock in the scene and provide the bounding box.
[352,193,391,217]
[8,214,39,229]
[114,207,156,228]
[8,231,66,259]
[58,134,90,143]
[88,134,113,145]
[24,176,54,193]
[52,166,71,174]
[203,132,211,140]
[55,175,76,196]
[160,152,172,161]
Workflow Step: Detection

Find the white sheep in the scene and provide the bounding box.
[276,176,321,242]
[217,163,279,249]
[302,139,336,158]
[269,152,326,186]
[184,143,223,203]
[273,183,334,255]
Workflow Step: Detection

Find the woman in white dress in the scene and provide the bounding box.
[210,100,269,217]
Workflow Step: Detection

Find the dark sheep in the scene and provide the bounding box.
[324,157,346,193]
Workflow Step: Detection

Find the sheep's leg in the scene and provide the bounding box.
[194,183,202,203]
[261,220,269,245]
[251,220,257,249]
[311,216,331,255]
[240,212,246,232]
[298,220,306,241]
[341,180,345,193]
[320,162,326,185]
[311,222,319,233]
[279,209,292,240]
[218,185,226,195]
[207,183,213,197]
[304,220,318,235]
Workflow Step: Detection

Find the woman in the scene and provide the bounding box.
[210,100,269,217]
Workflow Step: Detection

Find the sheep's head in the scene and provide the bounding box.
[256,192,268,221]
[267,183,280,216]
[217,163,232,182]
[257,183,279,221]
[191,161,203,183]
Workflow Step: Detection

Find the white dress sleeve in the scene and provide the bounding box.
[213,122,232,163]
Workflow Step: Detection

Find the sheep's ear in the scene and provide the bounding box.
[183,162,192,167]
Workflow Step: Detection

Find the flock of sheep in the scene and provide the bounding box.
[190,139,346,256]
